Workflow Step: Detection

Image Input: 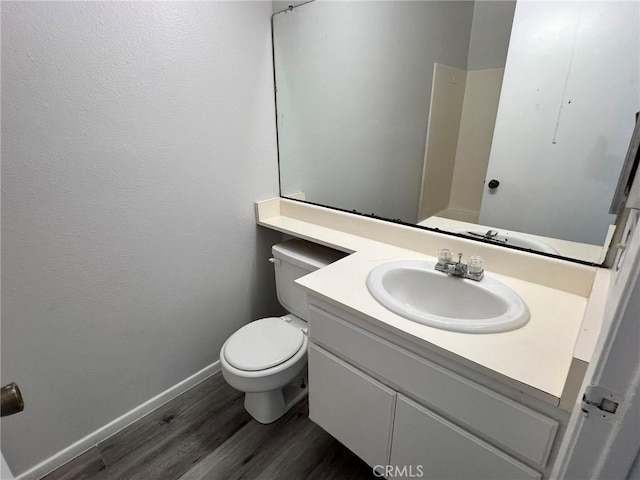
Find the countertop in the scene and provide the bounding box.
[256,198,607,409]
[297,244,588,404]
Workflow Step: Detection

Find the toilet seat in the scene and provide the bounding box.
[224,317,305,372]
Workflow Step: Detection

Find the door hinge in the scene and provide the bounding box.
[581,385,620,420]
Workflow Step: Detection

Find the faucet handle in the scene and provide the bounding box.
[438,249,453,264]
[468,256,484,274]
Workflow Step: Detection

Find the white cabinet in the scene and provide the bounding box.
[309,304,558,467]
[308,345,396,468]
[307,298,563,479]
[391,395,541,480]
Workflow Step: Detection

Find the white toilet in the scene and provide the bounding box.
[220,239,344,424]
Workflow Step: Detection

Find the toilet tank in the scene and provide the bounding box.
[272,239,346,320]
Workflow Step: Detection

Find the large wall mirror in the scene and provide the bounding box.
[273,0,640,264]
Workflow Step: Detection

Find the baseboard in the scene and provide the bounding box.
[16,361,221,480]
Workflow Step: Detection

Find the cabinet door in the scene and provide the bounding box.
[308,344,396,468]
[309,304,558,467]
[391,395,541,480]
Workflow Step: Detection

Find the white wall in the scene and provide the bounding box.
[428,1,514,222]
[447,67,505,222]
[275,1,474,223]
[420,64,467,220]
[272,1,308,14]
[480,1,640,245]
[1,2,281,475]
[1,454,15,480]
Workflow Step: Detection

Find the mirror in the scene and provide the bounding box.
[273,0,640,264]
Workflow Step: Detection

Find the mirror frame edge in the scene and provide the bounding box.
[270,1,640,270]
[278,196,603,268]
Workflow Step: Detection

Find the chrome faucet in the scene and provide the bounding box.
[435,250,484,281]
[448,252,467,277]
[464,230,507,244]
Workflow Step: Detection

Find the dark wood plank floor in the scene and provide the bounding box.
[42,372,375,480]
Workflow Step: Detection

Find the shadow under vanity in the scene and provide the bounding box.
[255,197,607,480]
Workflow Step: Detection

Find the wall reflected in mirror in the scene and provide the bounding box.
[274,0,639,264]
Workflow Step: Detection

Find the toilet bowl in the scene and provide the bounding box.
[220,315,309,424]
[219,240,344,424]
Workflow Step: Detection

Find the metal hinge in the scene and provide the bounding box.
[581,385,620,420]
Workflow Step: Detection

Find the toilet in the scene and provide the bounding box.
[220,239,344,424]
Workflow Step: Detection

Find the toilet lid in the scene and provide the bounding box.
[224,317,305,371]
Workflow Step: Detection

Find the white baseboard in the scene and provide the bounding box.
[16,361,221,480]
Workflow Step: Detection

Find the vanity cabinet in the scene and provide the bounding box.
[308,345,396,467]
[307,298,563,479]
[391,395,540,480]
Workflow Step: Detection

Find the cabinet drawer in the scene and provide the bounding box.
[308,344,396,468]
[309,305,558,467]
[391,395,541,480]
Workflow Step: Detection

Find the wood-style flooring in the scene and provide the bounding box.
[42,372,375,480]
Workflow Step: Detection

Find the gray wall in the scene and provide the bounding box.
[629,449,640,480]
[466,1,516,71]
[275,1,474,223]
[1,2,281,475]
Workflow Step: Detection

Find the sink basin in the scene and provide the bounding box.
[366,260,529,333]
[454,229,559,254]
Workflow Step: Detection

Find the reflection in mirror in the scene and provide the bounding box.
[273,0,640,264]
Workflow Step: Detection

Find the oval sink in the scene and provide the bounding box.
[454,229,559,255]
[366,260,530,334]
